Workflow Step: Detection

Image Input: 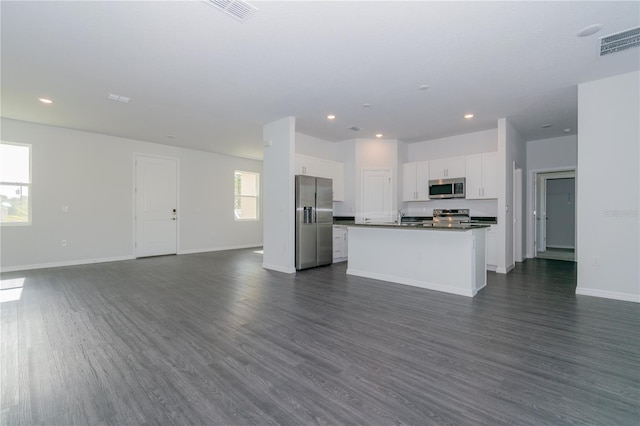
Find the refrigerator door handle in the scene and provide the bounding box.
[303,206,313,224]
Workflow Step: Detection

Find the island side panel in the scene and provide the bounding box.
[472,228,487,295]
[346,226,477,297]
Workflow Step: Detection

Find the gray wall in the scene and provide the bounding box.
[1,118,263,271]
[525,135,577,258]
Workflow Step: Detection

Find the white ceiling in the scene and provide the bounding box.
[2,1,639,160]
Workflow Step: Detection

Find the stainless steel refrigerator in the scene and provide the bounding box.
[295,175,333,270]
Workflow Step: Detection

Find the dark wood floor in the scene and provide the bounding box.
[1,250,638,425]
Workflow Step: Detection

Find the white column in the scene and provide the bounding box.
[262,117,296,273]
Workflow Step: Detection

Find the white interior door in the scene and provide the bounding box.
[135,155,177,257]
[362,169,393,223]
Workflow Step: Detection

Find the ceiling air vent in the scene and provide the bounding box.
[204,0,258,22]
[599,27,640,57]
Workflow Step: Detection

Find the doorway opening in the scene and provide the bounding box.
[535,170,575,262]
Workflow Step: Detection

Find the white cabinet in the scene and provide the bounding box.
[295,154,312,176]
[402,161,430,201]
[295,154,345,202]
[332,161,345,202]
[481,153,498,199]
[296,154,331,179]
[333,225,348,262]
[314,158,334,180]
[429,156,466,179]
[486,225,498,270]
[465,152,498,199]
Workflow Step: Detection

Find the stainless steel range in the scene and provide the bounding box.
[432,209,470,227]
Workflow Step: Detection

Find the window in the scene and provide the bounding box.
[1,143,31,225]
[234,171,259,221]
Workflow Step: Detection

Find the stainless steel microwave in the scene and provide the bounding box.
[428,178,465,199]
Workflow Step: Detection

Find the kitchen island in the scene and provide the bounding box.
[346,223,489,297]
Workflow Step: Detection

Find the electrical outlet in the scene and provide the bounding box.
[62,205,69,212]
[592,256,600,266]
[61,240,67,247]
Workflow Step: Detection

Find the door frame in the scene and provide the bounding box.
[528,167,575,259]
[513,165,523,263]
[133,154,180,257]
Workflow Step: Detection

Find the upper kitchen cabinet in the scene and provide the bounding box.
[295,154,344,201]
[465,152,498,199]
[295,154,331,178]
[402,161,430,201]
[429,156,466,180]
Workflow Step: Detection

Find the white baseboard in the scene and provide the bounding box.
[262,263,296,274]
[576,287,640,303]
[496,263,515,274]
[178,243,262,255]
[1,245,264,273]
[346,268,474,297]
[1,255,136,273]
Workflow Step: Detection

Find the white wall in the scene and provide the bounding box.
[408,128,498,160]
[294,132,335,160]
[525,135,577,258]
[334,139,357,216]
[0,118,263,271]
[262,117,296,273]
[354,139,399,223]
[527,135,577,171]
[577,71,639,303]
[403,199,498,217]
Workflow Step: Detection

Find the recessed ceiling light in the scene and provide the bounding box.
[376,134,383,138]
[38,98,53,104]
[577,24,603,37]
[327,114,336,120]
[564,128,572,133]
[107,93,131,103]
[362,103,371,108]
[419,85,430,91]
[541,123,552,128]
[464,114,474,119]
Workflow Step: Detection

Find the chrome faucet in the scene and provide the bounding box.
[397,209,405,224]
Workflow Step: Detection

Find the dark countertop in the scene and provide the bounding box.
[333,216,355,225]
[348,223,490,231]
[334,215,496,226]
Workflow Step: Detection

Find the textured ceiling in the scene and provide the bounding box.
[1,1,639,160]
